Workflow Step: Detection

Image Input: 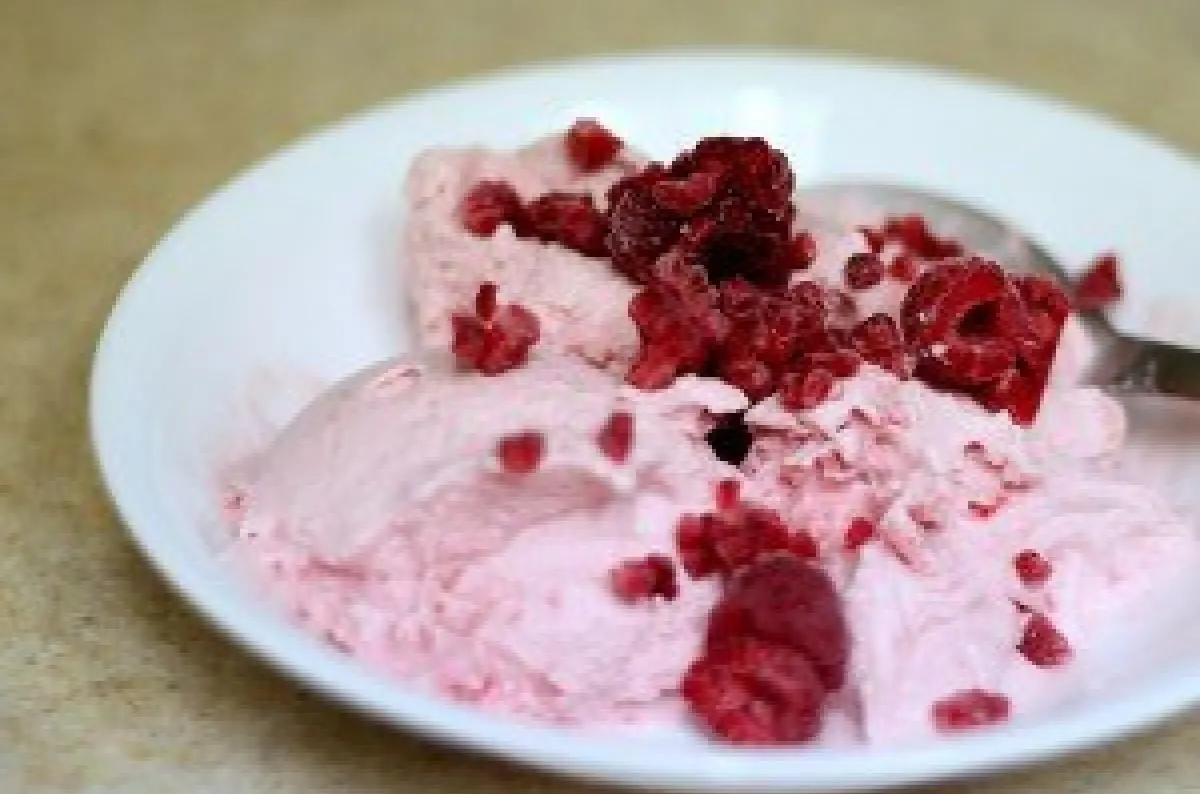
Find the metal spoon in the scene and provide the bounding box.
[800,182,1200,399]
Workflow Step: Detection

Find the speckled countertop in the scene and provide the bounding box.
[6,1,1200,791]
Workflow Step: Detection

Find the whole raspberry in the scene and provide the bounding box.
[706,555,849,691]
[682,637,825,745]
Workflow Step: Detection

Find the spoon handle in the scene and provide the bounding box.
[1095,336,1200,398]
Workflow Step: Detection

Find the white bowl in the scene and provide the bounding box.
[90,50,1200,792]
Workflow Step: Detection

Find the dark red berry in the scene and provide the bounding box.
[788,232,818,270]
[1074,252,1123,311]
[565,118,623,172]
[858,226,885,254]
[451,284,540,375]
[525,192,609,257]
[610,554,678,602]
[474,281,498,320]
[778,368,836,411]
[495,431,545,474]
[1014,550,1052,587]
[460,180,523,237]
[932,689,1011,732]
[844,518,876,551]
[707,555,849,691]
[596,411,635,463]
[850,313,908,377]
[650,170,722,215]
[888,253,919,281]
[715,479,741,512]
[1018,613,1072,668]
[682,637,825,745]
[844,252,884,290]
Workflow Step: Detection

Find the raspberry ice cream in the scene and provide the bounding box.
[226,353,743,724]
[224,121,1199,747]
[404,135,643,369]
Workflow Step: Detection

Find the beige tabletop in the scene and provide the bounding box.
[6,1,1200,791]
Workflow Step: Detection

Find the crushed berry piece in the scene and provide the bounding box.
[788,232,818,270]
[474,281,498,320]
[495,431,545,474]
[460,181,524,237]
[778,368,836,411]
[715,479,741,512]
[525,192,609,257]
[844,252,884,290]
[1074,252,1123,311]
[610,554,678,602]
[932,689,1011,732]
[844,518,876,551]
[883,214,964,259]
[968,501,1000,519]
[451,284,540,375]
[888,253,919,282]
[650,170,723,216]
[858,226,885,254]
[596,411,635,463]
[850,313,908,377]
[1018,613,1072,668]
[1014,550,1053,587]
[565,118,623,172]
[682,637,825,745]
[706,555,849,691]
[676,514,722,579]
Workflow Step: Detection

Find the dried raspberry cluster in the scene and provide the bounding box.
[459,122,1074,425]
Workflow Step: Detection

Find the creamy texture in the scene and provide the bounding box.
[403,139,643,369]
[226,354,744,724]
[743,355,1196,744]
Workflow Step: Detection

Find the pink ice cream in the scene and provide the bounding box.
[743,348,1196,744]
[226,130,1200,745]
[226,353,744,724]
[403,139,643,369]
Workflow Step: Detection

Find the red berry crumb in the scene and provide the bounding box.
[1014,549,1053,586]
[844,252,884,290]
[715,478,741,511]
[565,118,624,172]
[682,637,825,745]
[525,192,609,258]
[1018,612,1072,668]
[495,431,545,474]
[451,283,540,375]
[844,518,876,551]
[932,689,1012,733]
[778,367,836,411]
[706,555,849,691]
[1074,252,1123,311]
[460,180,523,237]
[610,554,678,602]
[596,411,635,463]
